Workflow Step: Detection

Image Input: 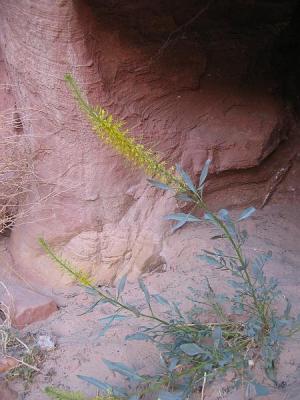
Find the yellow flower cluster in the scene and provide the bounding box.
[65,74,178,186]
[39,238,93,287]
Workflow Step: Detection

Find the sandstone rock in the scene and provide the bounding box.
[0,0,291,289]
[0,283,57,329]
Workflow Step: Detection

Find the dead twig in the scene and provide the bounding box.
[201,371,207,400]
[260,156,295,208]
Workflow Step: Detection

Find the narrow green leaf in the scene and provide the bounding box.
[168,357,179,372]
[218,208,229,220]
[77,375,127,397]
[138,279,151,306]
[148,179,171,191]
[78,299,102,315]
[245,382,256,399]
[164,213,200,222]
[125,332,152,341]
[171,220,187,232]
[152,294,170,305]
[117,274,127,298]
[284,298,292,319]
[212,326,223,348]
[203,212,217,225]
[199,159,211,187]
[210,234,225,240]
[98,316,115,337]
[102,359,144,382]
[180,343,203,356]
[124,304,141,317]
[172,302,184,319]
[176,164,197,194]
[238,207,256,221]
[99,314,128,323]
[197,254,222,268]
[254,382,270,396]
[175,193,193,202]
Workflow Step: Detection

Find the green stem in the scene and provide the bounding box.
[187,191,268,331]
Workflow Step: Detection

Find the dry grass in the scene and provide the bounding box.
[0,107,81,235]
[0,109,34,233]
[0,281,40,380]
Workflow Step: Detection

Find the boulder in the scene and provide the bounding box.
[0,283,57,329]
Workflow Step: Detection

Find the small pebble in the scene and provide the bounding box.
[37,334,56,351]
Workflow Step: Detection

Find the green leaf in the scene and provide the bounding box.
[98,316,115,337]
[171,220,187,232]
[79,299,102,315]
[203,212,217,226]
[168,357,179,371]
[265,365,277,384]
[102,359,145,382]
[97,313,129,336]
[238,207,256,221]
[176,164,197,194]
[218,208,230,220]
[284,298,292,318]
[148,179,171,191]
[164,213,200,222]
[152,294,170,305]
[172,302,184,319]
[254,382,270,396]
[99,314,128,323]
[197,254,223,268]
[210,234,225,240]
[245,382,256,399]
[124,304,141,317]
[175,193,193,202]
[164,213,200,231]
[252,252,272,274]
[138,279,151,307]
[212,326,223,348]
[125,332,152,341]
[117,274,127,297]
[180,343,203,356]
[218,210,237,237]
[77,375,127,397]
[199,159,211,187]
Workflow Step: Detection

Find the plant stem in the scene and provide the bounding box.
[188,192,268,331]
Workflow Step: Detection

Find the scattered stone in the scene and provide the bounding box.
[0,283,58,329]
[37,334,56,351]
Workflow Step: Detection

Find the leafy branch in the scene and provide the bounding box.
[43,75,300,400]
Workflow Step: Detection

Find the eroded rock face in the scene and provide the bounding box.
[0,0,292,289]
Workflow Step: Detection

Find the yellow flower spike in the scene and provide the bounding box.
[64,74,181,189]
[39,238,94,287]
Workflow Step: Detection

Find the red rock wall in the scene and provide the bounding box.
[0,0,293,290]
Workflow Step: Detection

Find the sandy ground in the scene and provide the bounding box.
[3,154,300,400]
